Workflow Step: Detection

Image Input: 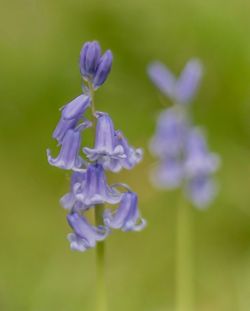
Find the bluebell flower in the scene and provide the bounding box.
[151,157,184,189]
[67,212,109,252]
[148,59,202,105]
[104,192,146,232]
[74,164,122,207]
[93,50,113,89]
[60,171,87,210]
[186,175,217,209]
[149,107,188,159]
[79,41,112,89]
[80,41,101,80]
[114,130,143,170]
[84,112,142,172]
[184,128,220,208]
[47,128,85,170]
[53,94,91,144]
[174,59,203,104]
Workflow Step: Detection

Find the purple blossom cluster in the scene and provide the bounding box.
[148,59,220,208]
[47,41,146,252]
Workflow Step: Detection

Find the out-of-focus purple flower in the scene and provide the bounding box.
[53,95,91,144]
[184,128,220,178]
[149,108,188,159]
[114,130,143,170]
[67,212,109,252]
[184,128,220,208]
[186,175,217,209]
[175,59,203,104]
[148,59,203,105]
[80,41,101,79]
[47,129,85,170]
[93,50,113,89]
[151,157,184,189]
[75,164,122,207]
[104,192,146,232]
[148,62,176,99]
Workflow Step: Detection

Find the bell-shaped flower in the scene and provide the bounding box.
[93,50,113,89]
[67,212,109,252]
[80,41,101,80]
[83,112,126,172]
[186,175,217,209]
[60,171,87,211]
[104,192,146,232]
[148,59,202,105]
[147,62,176,99]
[53,94,91,144]
[184,128,220,178]
[149,108,188,159]
[114,130,143,170]
[150,157,184,189]
[175,59,203,104]
[75,164,122,207]
[47,128,85,171]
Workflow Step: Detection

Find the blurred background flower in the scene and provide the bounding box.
[0,0,250,310]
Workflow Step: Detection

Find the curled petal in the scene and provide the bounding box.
[104,192,146,232]
[147,62,176,98]
[175,59,203,104]
[67,213,109,252]
[93,50,113,89]
[47,129,84,170]
[115,130,143,170]
[80,41,101,79]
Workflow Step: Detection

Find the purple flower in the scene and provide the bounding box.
[186,175,217,209]
[93,50,113,89]
[83,112,125,172]
[148,59,202,104]
[67,212,109,252]
[80,41,101,80]
[114,130,143,170]
[149,108,188,158]
[47,128,85,170]
[60,171,87,210]
[184,128,220,178]
[84,113,142,172]
[151,157,184,189]
[148,62,176,99]
[75,164,122,207]
[53,95,91,144]
[175,59,203,104]
[104,192,146,231]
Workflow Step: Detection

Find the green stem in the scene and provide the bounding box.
[87,80,107,311]
[95,204,107,311]
[176,196,194,311]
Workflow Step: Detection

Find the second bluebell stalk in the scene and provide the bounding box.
[48,41,146,252]
[148,59,220,208]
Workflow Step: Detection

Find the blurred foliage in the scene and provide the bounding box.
[0,0,250,310]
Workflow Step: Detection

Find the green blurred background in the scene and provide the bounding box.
[1,0,250,310]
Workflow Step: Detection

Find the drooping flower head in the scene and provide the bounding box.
[47,40,146,252]
[148,58,220,208]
